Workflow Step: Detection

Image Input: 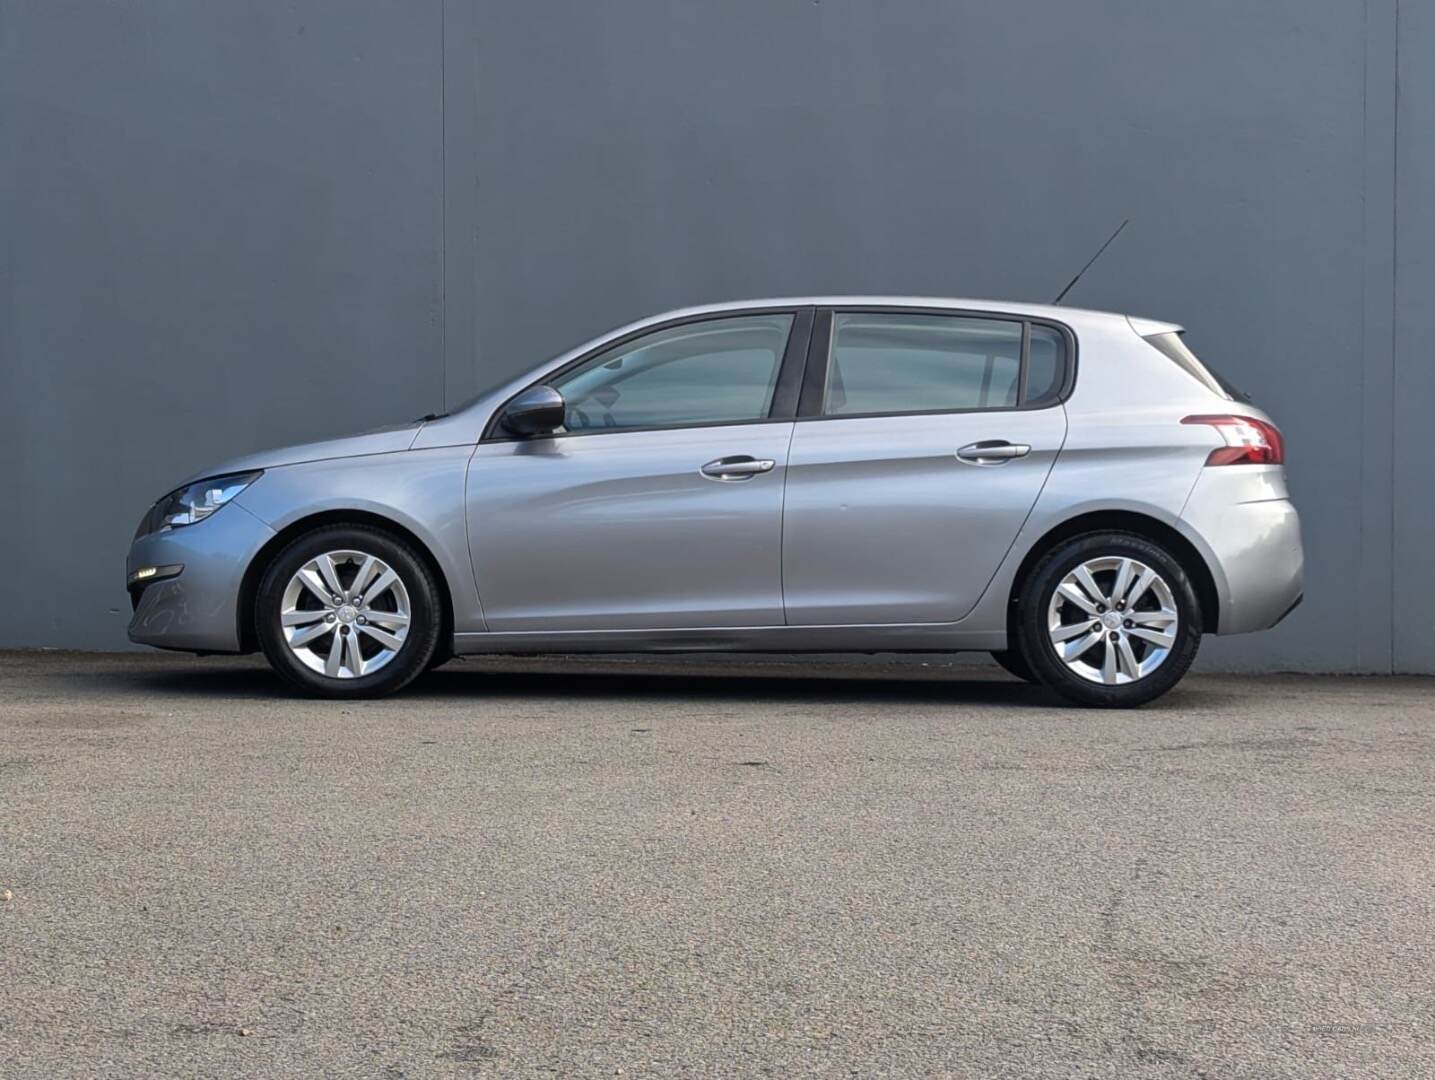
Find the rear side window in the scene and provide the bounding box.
[821,312,1069,416]
[1144,332,1247,401]
[823,313,1023,416]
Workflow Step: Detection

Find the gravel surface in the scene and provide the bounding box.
[1,650,1432,1078]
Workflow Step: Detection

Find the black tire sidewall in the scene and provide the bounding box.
[1017,532,1201,708]
[990,648,1037,683]
[256,525,442,698]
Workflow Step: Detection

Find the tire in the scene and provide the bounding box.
[990,648,1037,683]
[255,524,443,699]
[1016,531,1201,708]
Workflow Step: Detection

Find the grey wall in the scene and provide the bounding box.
[1,2,445,646]
[2,1,1428,671]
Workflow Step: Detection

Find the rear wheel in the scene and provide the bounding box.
[1017,532,1201,708]
[256,525,442,698]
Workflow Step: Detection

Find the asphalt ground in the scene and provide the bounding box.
[2,650,1432,1078]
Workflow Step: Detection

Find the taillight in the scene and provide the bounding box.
[1181,414,1285,466]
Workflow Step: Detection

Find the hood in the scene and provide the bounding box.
[177,421,426,488]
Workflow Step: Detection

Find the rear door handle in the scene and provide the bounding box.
[700,455,776,481]
[956,440,1032,465]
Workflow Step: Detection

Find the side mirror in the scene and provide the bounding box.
[499,385,566,437]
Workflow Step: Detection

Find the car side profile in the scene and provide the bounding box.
[126,297,1303,707]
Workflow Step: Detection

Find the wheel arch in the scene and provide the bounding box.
[237,510,455,653]
[1005,510,1221,636]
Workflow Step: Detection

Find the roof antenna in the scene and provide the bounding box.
[1052,218,1129,305]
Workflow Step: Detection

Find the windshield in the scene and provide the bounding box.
[1143,332,1249,402]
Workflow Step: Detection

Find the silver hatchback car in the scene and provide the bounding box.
[126,298,1302,707]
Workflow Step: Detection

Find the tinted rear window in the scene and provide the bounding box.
[1143,332,1247,401]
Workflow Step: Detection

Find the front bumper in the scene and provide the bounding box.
[1180,467,1304,635]
[126,502,275,652]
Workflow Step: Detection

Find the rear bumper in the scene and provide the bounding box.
[126,503,274,652]
[1180,467,1304,635]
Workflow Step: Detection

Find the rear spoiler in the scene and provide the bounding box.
[1126,314,1184,337]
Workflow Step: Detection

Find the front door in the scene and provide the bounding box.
[781,309,1070,625]
[467,311,802,631]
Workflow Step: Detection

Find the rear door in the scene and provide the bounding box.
[781,308,1069,624]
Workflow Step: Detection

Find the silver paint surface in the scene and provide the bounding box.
[126,298,1303,659]
[467,423,794,631]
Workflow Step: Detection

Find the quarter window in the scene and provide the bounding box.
[823,313,1025,416]
[552,313,793,432]
[1025,324,1068,408]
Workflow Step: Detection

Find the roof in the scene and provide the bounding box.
[631,296,1183,335]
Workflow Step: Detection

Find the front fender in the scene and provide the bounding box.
[233,447,485,633]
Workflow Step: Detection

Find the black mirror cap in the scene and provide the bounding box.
[500,385,566,437]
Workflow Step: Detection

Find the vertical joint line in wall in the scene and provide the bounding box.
[1389,0,1399,673]
[440,0,448,411]
[1360,0,1398,674]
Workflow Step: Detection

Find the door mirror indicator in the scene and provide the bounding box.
[500,386,566,437]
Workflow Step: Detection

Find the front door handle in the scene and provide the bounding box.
[700,455,776,481]
[956,440,1032,465]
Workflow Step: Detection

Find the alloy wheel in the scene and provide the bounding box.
[279,549,411,679]
[1046,556,1179,685]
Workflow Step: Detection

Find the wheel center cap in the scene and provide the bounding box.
[1101,611,1122,629]
[336,604,357,624]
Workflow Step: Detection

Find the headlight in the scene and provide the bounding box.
[138,471,262,536]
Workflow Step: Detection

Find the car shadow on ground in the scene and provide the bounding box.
[71,656,1229,712]
[412,665,1059,708]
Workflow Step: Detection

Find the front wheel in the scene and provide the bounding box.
[990,648,1037,683]
[1016,532,1201,708]
[255,525,443,698]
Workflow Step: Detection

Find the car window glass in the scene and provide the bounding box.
[552,314,793,432]
[1024,325,1067,407]
[824,313,1023,416]
[1144,331,1246,402]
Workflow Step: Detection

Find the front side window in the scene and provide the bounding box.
[823,313,1025,416]
[551,313,794,433]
